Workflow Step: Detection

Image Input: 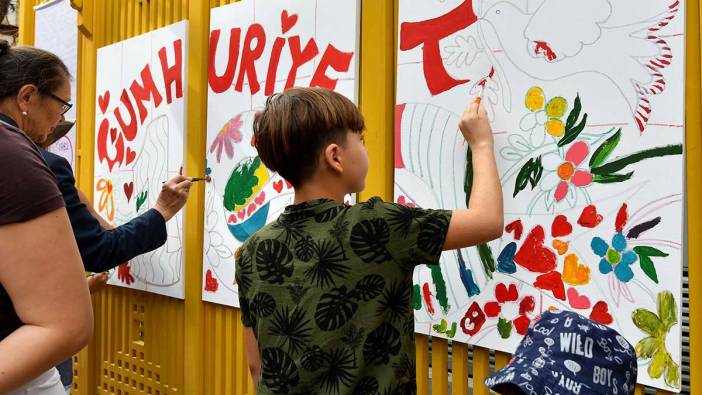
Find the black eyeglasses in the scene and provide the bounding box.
[43,92,73,115]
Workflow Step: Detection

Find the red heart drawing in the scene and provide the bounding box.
[250,135,256,147]
[514,225,557,273]
[109,127,117,143]
[228,214,237,224]
[273,180,284,193]
[285,180,293,189]
[254,191,266,205]
[125,148,136,165]
[123,182,134,202]
[551,215,573,237]
[237,210,246,220]
[567,287,591,310]
[533,270,565,301]
[505,219,524,240]
[204,269,219,292]
[98,91,110,114]
[247,203,256,216]
[578,205,603,228]
[281,10,298,34]
[589,301,613,325]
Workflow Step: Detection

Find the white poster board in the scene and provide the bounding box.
[202,0,360,306]
[395,0,685,391]
[94,21,188,299]
[34,0,77,167]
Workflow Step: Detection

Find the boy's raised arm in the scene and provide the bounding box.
[444,99,504,250]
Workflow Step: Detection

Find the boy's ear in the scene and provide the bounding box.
[323,143,344,174]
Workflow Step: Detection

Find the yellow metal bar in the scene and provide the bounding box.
[17,0,36,45]
[358,0,396,202]
[183,0,210,393]
[415,334,429,395]
[687,2,702,394]
[494,351,511,371]
[432,338,449,395]
[472,346,491,395]
[451,342,469,395]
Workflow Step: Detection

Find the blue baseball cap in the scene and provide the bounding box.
[485,310,637,395]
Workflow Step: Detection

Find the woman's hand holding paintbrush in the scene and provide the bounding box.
[153,175,193,221]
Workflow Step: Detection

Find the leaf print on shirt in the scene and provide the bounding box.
[261,347,300,393]
[295,235,316,262]
[249,292,276,317]
[301,345,326,372]
[386,204,424,236]
[350,218,392,263]
[363,323,402,365]
[256,239,294,284]
[273,215,307,243]
[354,274,386,301]
[315,286,360,331]
[418,214,451,257]
[352,377,380,395]
[341,323,366,366]
[315,205,346,223]
[269,305,312,355]
[377,281,411,323]
[304,239,350,288]
[319,347,357,394]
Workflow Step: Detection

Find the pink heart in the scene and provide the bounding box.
[247,203,256,216]
[228,214,237,224]
[567,287,591,310]
[237,210,246,220]
[254,191,266,206]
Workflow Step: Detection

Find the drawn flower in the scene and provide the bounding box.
[591,232,637,283]
[540,141,593,202]
[484,283,536,338]
[632,291,681,389]
[209,114,243,163]
[544,96,568,137]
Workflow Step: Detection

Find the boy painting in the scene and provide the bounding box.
[236,87,503,394]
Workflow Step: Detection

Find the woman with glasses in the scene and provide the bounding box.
[0,40,93,394]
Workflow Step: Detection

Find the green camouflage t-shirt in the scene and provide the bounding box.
[235,197,452,395]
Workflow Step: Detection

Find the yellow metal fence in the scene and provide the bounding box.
[18,0,701,394]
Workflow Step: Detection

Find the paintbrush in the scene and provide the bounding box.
[162,176,210,183]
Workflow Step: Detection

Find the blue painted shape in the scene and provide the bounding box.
[227,203,270,242]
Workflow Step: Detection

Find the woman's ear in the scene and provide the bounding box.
[16,84,37,113]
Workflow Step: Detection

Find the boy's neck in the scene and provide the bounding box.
[293,183,346,205]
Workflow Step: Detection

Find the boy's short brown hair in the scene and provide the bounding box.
[253,87,365,187]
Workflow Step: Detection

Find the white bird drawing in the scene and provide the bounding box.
[477,0,680,131]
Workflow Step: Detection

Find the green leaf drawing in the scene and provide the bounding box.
[632,291,680,390]
[429,265,451,314]
[590,145,683,175]
[558,94,587,147]
[412,284,422,310]
[657,291,678,332]
[589,128,621,168]
[513,156,543,197]
[592,172,634,184]
[136,191,148,212]
[433,319,448,333]
[565,93,582,131]
[633,246,669,284]
[464,148,473,202]
[445,322,457,338]
[497,317,513,339]
[477,243,496,280]
[632,308,662,336]
[223,157,261,212]
[638,254,659,283]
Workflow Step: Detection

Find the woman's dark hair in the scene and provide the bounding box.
[0,39,70,100]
